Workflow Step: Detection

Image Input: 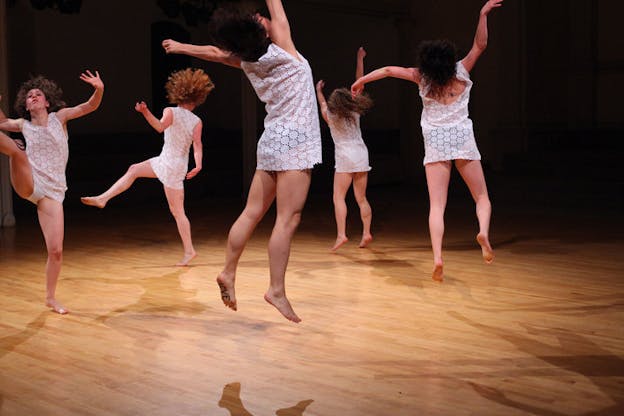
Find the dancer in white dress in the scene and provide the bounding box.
[162,0,322,322]
[352,0,502,281]
[316,47,374,251]
[0,71,104,314]
[81,68,213,266]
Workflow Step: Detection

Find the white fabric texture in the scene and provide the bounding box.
[150,107,200,190]
[327,111,371,173]
[419,61,481,165]
[22,112,68,204]
[241,43,322,171]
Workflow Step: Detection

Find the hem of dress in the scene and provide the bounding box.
[423,156,481,166]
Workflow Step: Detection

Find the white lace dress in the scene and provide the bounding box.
[241,43,322,171]
[419,61,481,165]
[327,111,371,173]
[149,107,200,189]
[22,112,69,204]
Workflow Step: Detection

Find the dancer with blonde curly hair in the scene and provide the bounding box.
[0,71,104,314]
[81,68,213,266]
[316,47,374,251]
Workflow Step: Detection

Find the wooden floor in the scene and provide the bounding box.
[0,185,623,416]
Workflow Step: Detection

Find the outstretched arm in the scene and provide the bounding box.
[162,39,242,68]
[0,96,22,132]
[315,80,329,123]
[56,70,104,124]
[351,66,420,96]
[135,102,173,133]
[186,122,203,180]
[265,0,297,58]
[461,0,503,72]
[356,47,366,81]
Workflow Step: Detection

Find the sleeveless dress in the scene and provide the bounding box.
[327,111,371,173]
[241,43,322,171]
[419,61,481,165]
[149,107,200,190]
[22,112,68,204]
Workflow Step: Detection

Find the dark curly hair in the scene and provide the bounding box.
[208,5,270,62]
[14,76,66,120]
[166,68,215,106]
[327,88,373,125]
[417,40,458,98]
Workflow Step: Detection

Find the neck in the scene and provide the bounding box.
[179,103,195,111]
[29,109,49,125]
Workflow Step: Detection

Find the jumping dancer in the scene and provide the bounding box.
[352,0,501,281]
[81,68,213,266]
[316,47,374,251]
[162,0,322,322]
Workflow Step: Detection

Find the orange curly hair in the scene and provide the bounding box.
[165,68,215,106]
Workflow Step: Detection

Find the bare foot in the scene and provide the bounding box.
[264,291,301,323]
[80,196,106,209]
[176,251,197,266]
[432,263,444,282]
[476,233,495,264]
[216,272,237,311]
[330,236,349,251]
[358,233,373,248]
[46,298,68,315]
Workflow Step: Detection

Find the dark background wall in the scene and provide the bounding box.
[3,0,623,209]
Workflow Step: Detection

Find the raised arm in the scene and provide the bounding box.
[265,0,297,58]
[135,102,173,133]
[315,80,329,123]
[351,66,421,96]
[56,70,104,124]
[356,47,366,81]
[162,40,242,69]
[186,121,203,180]
[461,0,503,72]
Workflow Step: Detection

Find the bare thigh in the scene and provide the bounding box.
[424,161,452,205]
[275,170,311,217]
[454,159,489,201]
[352,171,369,201]
[244,170,278,220]
[37,197,64,253]
[334,172,353,199]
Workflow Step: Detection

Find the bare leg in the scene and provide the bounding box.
[0,132,34,199]
[37,198,67,314]
[163,186,196,266]
[81,160,156,208]
[217,171,276,311]
[425,161,452,282]
[331,172,352,251]
[352,171,373,248]
[456,159,494,264]
[264,170,311,323]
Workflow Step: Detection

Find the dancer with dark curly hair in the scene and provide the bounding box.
[0,71,104,314]
[162,0,322,322]
[81,68,213,267]
[352,0,502,282]
[316,47,374,251]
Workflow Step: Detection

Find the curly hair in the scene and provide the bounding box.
[208,5,270,62]
[165,68,215,106]
[327,88,373,125]
[14,76,66,119]
[417,40,458,98]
